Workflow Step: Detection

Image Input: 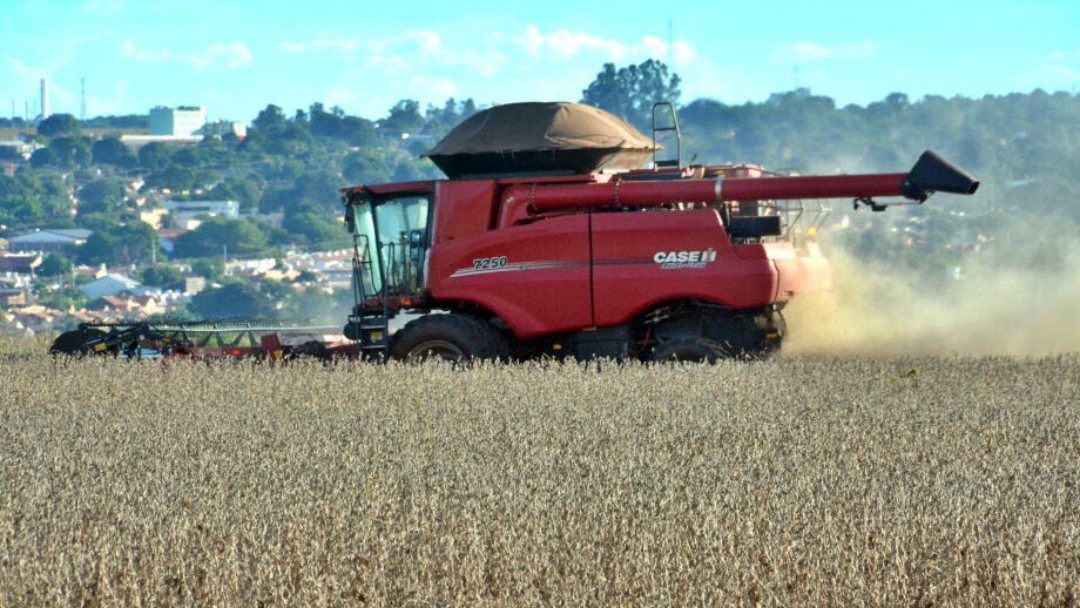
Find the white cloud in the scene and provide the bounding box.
[516,25,627,61]
[772,41,877,64]
[511,25,698,67]
[84,0,123,12]
[409,75,458,99]
[458,49,511,77]
[122,40,171,63]
[367,30,441,56]
[323,87,357,107]
[1033,64,1080,81]
[313,38,361,54]
[1049,48,1080,61]
[671,40,697,66]
[362,30,511,78]
[85,79,129,118]
[189,42,252,71]
[838,41,877,58]
[5,56,35,76]
[776,42,832,62]
[639,36,668,58]
[279,38,362,55]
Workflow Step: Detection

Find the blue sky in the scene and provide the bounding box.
[1,0,1077,124]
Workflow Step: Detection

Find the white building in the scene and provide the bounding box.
[79,274,142,299]
[162,200,240,222]
[8,229,92,254]
[198,120,247,140]
[149,106,207,136]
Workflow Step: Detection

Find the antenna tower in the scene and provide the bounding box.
[81,78,87,120]
[667,17,673,60]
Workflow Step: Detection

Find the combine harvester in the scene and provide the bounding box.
[51,102,978,362]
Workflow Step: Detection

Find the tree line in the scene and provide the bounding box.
[2,60,1078,281]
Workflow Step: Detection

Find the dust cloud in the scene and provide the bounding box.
[781,246,1080,358]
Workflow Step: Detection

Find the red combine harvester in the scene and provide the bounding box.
[50,101,978,361]
[341,102,979,361]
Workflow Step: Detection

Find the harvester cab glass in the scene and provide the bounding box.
[374,195,431,295]
[349,193,432,298]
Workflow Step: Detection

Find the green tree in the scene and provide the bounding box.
[138,265,185,289]
[142,164,204,193]
[343,149,392,184]
[0,146,22,161]
[289,169,346,214]
[581,59,681,132]
[78,178,126,215]
[190,257,224,280]
[37,113,81,138]
[173,217,270,258]
[91,137,138,168]
[0,173,45,226]
[171,147,205,168]
[138,141,173,171]
[34,170,74,220]
[47,136,93,169]
[190,282,275,319]
[285,213,352,249]
[0,171,72,225]
[29,147,59,169]
[193,175,263,211]
[78,221,159,266]
[252,104,287,136]
[382,100,424,134]
[37,253,73,277]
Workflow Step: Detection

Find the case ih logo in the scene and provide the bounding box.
[653,249,718,270]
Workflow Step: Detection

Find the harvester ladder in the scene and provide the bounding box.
[351,235,391,358]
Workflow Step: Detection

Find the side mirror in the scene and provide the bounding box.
[344,205,356,233]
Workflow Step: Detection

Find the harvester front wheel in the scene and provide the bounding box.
[49,328,107,356]
[390,314,510,363]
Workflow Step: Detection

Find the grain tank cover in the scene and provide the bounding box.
[425,102,657,179]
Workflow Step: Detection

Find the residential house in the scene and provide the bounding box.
[0,252,41,275]
[79,274,142,299]
[86,294,166,318]
[7,229,92,255]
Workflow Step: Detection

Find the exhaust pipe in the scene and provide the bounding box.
[900,150,980,202]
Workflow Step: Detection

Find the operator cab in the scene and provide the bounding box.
[343,183,435,319]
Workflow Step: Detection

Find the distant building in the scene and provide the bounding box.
[0,288,27,306]
[119,135,202,150]
[79,274,142,299]
[149,106,207,136]
[86,294,166,318]
[7,229,92,254]
[184,276,206,295]
[198,120,247,140]
[0,139,34,161]
[162,200,240,221]
[156,228,185,258]
[0,253,42,275]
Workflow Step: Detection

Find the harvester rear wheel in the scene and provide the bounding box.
[650,336,728,363]
[390,313,510,363]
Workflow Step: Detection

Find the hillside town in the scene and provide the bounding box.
[1,232,356,336]
[0,92,362,336]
